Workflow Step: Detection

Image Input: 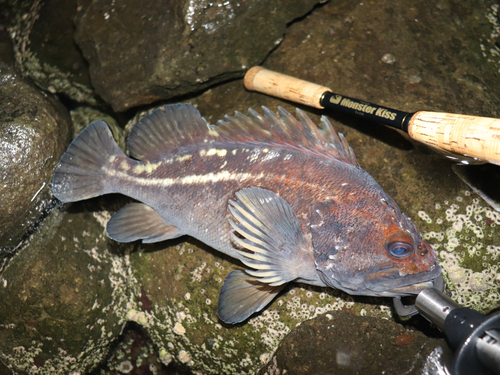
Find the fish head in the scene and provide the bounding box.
[310,195,441,297]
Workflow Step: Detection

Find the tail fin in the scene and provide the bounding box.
[52,121,125,203]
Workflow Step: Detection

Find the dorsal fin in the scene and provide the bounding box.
[127,103,213,161]
[127,103,358,166]
[216,106,358,166]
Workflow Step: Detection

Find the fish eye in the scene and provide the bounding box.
[387,241,413,259]
[385,231,415,259]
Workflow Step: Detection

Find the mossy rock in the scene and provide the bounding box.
[0,205,131,374]
[128,239,399,374]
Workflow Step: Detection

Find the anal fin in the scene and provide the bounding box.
[218,270,284,324]
[106,203,181,243]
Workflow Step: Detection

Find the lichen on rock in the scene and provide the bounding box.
[127,238,396,374]
[0,203,134,374]
[416,190,500,313]
[6,0,97,104]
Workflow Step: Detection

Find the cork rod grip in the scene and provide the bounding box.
[244,66,331,109]
[408,111,500,165]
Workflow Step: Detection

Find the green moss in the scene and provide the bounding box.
[415,190,500,313]
[128,239,396,374]
[0,206,132,374]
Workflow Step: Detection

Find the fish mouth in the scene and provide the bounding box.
[391,275,445,317]
[364,265,442,297]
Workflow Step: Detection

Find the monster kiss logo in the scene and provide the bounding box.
[329,95,397,120]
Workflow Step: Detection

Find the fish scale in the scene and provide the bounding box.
[52,103,442,324]
[106,141,338,259]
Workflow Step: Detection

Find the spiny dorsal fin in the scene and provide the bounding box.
[127,104,213,161]
[216,106,358,166]
[127,103,358,166]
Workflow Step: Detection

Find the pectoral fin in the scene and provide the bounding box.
[229,187,310,286]
[218,270,284,324]
[106,203,181,243]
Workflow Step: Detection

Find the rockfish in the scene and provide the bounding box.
[52,104,442,323]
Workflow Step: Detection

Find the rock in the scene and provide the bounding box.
[0,62,73,254]
[97,323,175,374]
[70,106,126,150]
[257,311,453,375]
[74,0,322,112]
[263,0,500,120]
[0,14,15,66]
[128,240,372,375]
[0,202,131,374]
[7,0,97,104]
[2,0,500,373]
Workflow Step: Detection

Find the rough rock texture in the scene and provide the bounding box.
[7,0,97,104]
[74,0,322,111]
[0,14,15,67]
[70,106,125,150]
[0,62,73,253]
[257,310,453,375]
[1,0,500,374]
[0,203,131,374]
[97,323,174,374]
[127,240,366,374]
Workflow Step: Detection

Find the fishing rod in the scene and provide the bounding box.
[244,66,500,166]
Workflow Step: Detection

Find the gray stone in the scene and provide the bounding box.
[2,0,500,373]
[257,310,453,375]
[74,0,322,111]
[128,240,366,374]
[7,0,97,104]
[0,63,72,253]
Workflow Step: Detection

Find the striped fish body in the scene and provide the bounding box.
[52,104,442,323]
[106,140,352,263]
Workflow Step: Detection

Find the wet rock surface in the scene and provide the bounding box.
[7,0,97,104]
[0,62,72,253]
[1,0,499,374]
[257,310,453,375]
[74,0,322,111]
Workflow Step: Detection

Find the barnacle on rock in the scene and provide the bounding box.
[417,191,500,312]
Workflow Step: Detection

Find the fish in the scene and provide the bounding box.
[52,103,442,324]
